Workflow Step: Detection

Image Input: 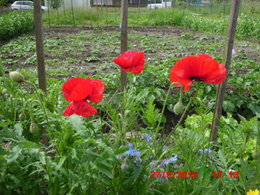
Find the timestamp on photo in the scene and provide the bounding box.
[149,171,198,179]
[213,171,239,179]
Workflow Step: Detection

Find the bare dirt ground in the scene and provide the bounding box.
[1,26,259,76]
[1,26,258,128]
[44,26,260,61]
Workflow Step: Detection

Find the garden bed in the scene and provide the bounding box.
[0,26,259,194]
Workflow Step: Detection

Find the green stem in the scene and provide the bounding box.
[153,84,173,158]
[28,100,34,122]
[178,86,183,103]
[117,88,127,147]
[164,83,200,144]
[155,84,172,138]
[25,81,49,125]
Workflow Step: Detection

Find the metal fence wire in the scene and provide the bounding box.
[0,0,258,27]
[42,0,249,27]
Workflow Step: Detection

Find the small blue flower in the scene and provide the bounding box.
[143,133,153,142]
[162,146,168,153]
[128,144,134,149]
[124,145,141,156]
[198,148,212,154]
[163,155,178,165]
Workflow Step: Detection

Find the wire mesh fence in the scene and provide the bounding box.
[42,0,236,27]
[41,0,259,28]
[0,0,258,27]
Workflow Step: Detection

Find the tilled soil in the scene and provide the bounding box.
[1,26,259,78]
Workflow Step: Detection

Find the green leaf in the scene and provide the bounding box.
[68,115,86,133]
[247,104,260,117]
[14,123,23,137]
[6,146,22,163]
[57,156,66,170]
[0,121,15,127]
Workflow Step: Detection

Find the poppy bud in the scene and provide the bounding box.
[124,110,131,116]
[30,122,39,135]
[9,71,25,82]
[253,150,259,160]
[173,101,185,115]
[19,113,26,121]
[1,88,7,95]
[206,122,212,129]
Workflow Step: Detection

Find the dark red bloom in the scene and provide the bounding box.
[62,78,104,117]
[170,54,227,92]
[113,51,145,74]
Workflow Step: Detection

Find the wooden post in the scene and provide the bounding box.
[70,0,75,26]
[63,0,67,24]
[34,0,48,146]
[34,0,46,92]
[120,0,128,90]
[47,0,51,27]
[210,0,241,143]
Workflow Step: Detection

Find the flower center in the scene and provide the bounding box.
[190,76,201,81]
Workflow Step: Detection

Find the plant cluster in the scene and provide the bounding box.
[0,10,34,41]
[0,28,259,194]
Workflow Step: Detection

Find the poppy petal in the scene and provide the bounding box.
[122,67,132,73]
[113,51,135,68]
[170,56,197,90]
[169,54,227,92]
[114,51,145,74]
[132,63,144,74]
[87,79,105,103]
[62,78,92,101]
[132,52,145,74]
[197,55,227,84]
[203,63,227,84]
[170,70,192,88]
[194,54,215,78]
[183,81,193,92]
[63,100,98,117]
[132,52,145,66]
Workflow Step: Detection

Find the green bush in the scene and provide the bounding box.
[0,11,34,41]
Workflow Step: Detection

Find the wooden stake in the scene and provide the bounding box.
[71,0,75,26]
[210,0,241,143]
[34,0,46,92]
[34,0,48,146]
[47,0,51,27]
[120,0,128,90]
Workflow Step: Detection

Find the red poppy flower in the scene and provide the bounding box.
[170,54,227,92]
[113,51,145,74]
[62,78,104,117]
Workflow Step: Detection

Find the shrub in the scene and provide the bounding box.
[0,11,34,41]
